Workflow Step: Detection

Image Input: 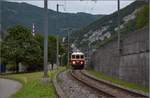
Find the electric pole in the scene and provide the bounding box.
[117,0,120,52]
[56,4,59,67]
[56,4,64,67]
[44,0,48,77]
[88,43,91,66]
[60,28,73,68]
[67,30,70,68]
[59,28,71,68]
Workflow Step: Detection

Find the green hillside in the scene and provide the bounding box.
[1,1,104,35]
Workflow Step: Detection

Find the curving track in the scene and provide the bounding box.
[70,70,149,98]
[58,70,104,98]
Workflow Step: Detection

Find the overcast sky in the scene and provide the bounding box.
[8,0,135,15]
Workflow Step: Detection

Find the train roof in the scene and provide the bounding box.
[71,52,84,55]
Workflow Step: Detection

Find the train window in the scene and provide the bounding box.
[76,55,79,59]
[81,55,84,59]
[72,55,75,59]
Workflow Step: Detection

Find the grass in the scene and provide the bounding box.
[0,67,66,98]
[87,70,149,93]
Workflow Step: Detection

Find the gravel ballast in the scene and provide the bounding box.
[57,71,106,98]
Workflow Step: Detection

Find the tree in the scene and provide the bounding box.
[136,4,149,29]
[48,36,56,69]
[1,25,41,72]
[1,25,67,72]
[34,34,66,70]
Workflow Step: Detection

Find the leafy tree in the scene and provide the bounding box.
[35,34,66,69]
[1,25,41,72]
[1,25,66,72]
[34,33,44,67]
[136,4,149,29]
[48,36,56,67]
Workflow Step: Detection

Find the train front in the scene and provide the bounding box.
[70,52,85,70]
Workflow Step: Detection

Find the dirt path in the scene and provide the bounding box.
[0,78,22,98]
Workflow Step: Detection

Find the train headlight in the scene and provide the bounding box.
[72,61,76,64]
[80,61,84,64]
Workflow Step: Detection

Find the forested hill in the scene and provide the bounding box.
[1,1,104,35]
[70,1,149,48]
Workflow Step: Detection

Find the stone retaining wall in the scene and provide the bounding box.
[91,26,149,86]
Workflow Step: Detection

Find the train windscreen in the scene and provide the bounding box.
[72,55,75,59]
[81,55,84,59]
[76,55,79,59]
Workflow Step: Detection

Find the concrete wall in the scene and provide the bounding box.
[91,27,149,86]
[92,40,120,77]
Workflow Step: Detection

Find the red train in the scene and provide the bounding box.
[70,51,85,70]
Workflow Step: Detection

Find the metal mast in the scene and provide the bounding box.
[117,0,121,52]
[44,0,48,77]
[56,4,60,67]
[67,30,70,67]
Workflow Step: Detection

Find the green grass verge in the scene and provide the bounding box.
[87,70,149,93]
[0,67,66,98]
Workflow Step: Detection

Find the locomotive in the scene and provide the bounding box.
[70,51,85,70]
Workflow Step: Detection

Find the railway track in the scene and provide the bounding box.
[58,70,104,98]
[70,70,149,98]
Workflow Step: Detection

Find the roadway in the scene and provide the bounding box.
[0,78,22,98]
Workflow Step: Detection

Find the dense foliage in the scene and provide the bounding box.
[1,25,65,72]
[136,4,149,29]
